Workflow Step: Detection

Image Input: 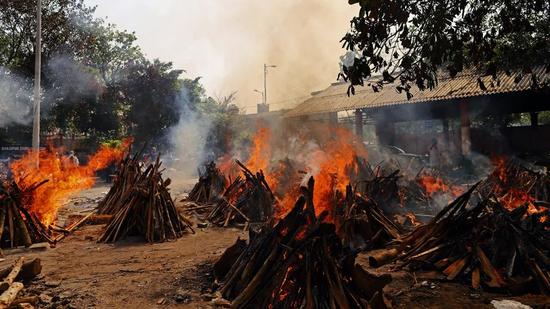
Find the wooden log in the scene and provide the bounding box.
[476,246,505,288]
[0,258,23,293]
[350,263,392,300]
[0,259,41,281]
[53,210,96,243]
[10,296,38,306]
[11,303,34,309]
[7,205,14,248]
[0,207,5,246]
[442,256,469,280]
[472,267,481,290]
[368,248,400,268]
[0,282,23,309]
[214,238,247,280]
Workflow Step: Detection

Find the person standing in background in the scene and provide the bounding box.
[68,150,80,167]
[428,138,440,168]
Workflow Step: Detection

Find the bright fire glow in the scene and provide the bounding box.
[418,174,464,197]
[10,139,132,225]
[490,156,547,222]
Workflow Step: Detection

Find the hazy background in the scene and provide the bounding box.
[86,0,357,113]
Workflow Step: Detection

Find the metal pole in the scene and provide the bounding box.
[32,0,42,162]
[263,64,267,105]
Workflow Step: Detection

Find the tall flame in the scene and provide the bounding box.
[272,127,367,221]
[10,138,132,225]
[310,127,365,219]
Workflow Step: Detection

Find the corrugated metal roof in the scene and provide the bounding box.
[285,67,549,118]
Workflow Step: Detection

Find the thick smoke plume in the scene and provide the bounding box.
[0,68,33,127]
[167,88,213,182]
[46,55,102,101]
[88,0,358,112]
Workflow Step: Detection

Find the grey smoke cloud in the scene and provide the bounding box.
[87,0,358,113]
[167,87,213,180]
[0,68,33,127]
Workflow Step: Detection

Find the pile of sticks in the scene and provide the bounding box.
[187,161,227,204]
[352,158,403,211]
[207,161,274,227]
[213,177,392,308]
[479,158,550,203]
[0,257,42,308]
[0,181,52,248]
[98,155,193,243]
[97,152,143,215]
[370,183,550,294]
[336,184,403,251]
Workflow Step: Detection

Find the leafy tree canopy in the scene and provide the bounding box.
[0,0,243,150]
[341,0,550,97]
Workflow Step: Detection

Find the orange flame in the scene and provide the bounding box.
[10,139,132,225]
[418,174,463,197]
[490,156,547,222]
[310,127,365,220]
[273,127,367,221]
[245,125,277,186]
[219,123,367,223]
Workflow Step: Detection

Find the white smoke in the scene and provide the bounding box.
[0,68,33,127]
[167,87,213,180]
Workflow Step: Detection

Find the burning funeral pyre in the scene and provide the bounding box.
[336,184,403,252]
[0,141,131,249]
[98,153,194,243]
[0,181,52,248]
[368,159,549,295]
[187,161,228,204]
[213,177,392,309]
[186,123,550,300]
[207,160,275,227]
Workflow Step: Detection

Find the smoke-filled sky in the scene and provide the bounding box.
[86,0,358,113]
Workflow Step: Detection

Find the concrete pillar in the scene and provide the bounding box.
[459,102,471,156]
[530,112,539,127]
[355,109,364,141]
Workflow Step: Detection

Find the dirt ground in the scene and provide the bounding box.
[1,184,549,309]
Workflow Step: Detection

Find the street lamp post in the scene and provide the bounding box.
[263,64,276,107]
[32,0,42,162]
[253,89,264,104]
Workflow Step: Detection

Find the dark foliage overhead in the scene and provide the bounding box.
[340,0,550,98]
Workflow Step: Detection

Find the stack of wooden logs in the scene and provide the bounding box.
[207,161,274,227]
[352,158,402,210]
[98,155,194,243]
[478,158,550,204]
[187,161,227,204]
[97,151,143,215]
[213,177,392,308]
[336,184,403,251]
[0,257,42,309]
[0,181,52,248]
[369,183,550,294]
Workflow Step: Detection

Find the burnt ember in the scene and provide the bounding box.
[0,180,53,248]
[213,177,392,308]
[187,161,228,204]
[98,154,194,243]
[207,160,275,227]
